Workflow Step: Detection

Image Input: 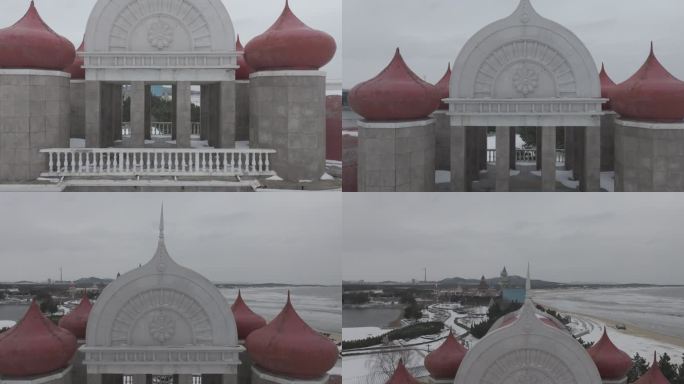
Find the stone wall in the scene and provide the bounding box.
[249,71,326,181]
[358,120,435,192]
[326,95,342,161]
[0,70,70,182]
[70,81,86,139]
[615,119,684,191]
[342,132,358,192]
[600,112,616,172]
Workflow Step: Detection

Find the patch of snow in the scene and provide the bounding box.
[70,138,85,148]
[266,174,283,181]
[343,327,389,342]
[165,140,177,145]
[0,320,16,329]
[510,170,520,177]
[299,179,313,183]
[191,140,211,148]
[435,170,450,184]
[327,160,342,168]
[487,134,526,150]
[235,141,250,149]
[601,171,615,192]
[320,173,335,181]
[343,130,359,137]
[145,140,156,144]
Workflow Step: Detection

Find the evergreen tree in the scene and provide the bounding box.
[627,353,648,383]
[659,353,678,383]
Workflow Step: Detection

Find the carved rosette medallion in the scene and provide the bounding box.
[513,65,539,96]
[481,349,577,384]
[147,20,174,50]
[149,311,176,344]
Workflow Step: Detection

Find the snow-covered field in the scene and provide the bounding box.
[219,286,341,335]
[0,320,15,329]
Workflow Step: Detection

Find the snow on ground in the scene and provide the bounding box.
[235,141,250,149]
[567,313,684,363]
[342,130,358,137]
[531,170,616,191]
[601,171,615,192]
[321,173,335,181]
[0,320,15,329]
[487,134,525,150]
[70,138,85,148]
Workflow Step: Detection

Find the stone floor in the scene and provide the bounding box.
[436,163,578,192]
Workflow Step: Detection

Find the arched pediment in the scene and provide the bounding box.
[453,300,602,384]
[82,209,241,375]
[82,0,237,82]
[447,0,604,127]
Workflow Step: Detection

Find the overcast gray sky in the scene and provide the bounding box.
[0,0,341,81]
[343,194,684,285]
[343,0,684,88]
[0,193,340,285]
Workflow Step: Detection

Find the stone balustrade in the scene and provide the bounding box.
[40,148,276,177]
[120,122,201,137]
[486,149,565,164]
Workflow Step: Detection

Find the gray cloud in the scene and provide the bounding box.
[343,194,684,285]
[0,193,341,285]
[342,0,684,88]
[0,0,341,80]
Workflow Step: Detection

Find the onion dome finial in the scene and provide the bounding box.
[611,42,684,122]
[434,63,452,110]
[0,1,75,70]
[245,291,338,379]
[0,300,78,377]
[587,328,633,380]
[63,39,85,79]
[386,359,421,384]
[424,331,468,379]
[244,1,337,71]
[231,290,267,340]
[634,352,671,384]
[235,35,255,80]
[349,48,439,121]
[58,289,92,339]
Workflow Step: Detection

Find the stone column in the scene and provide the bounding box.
[541,126,556,192]
[217,81,237,148]
[69,80,86,139]
[450,125,468,191]
[235,80,250,142]
[175,81,192,148]
[200,85,210,141]
[573,127,584,181]
[85,81,103,148]
[112,84,122,145]
[495,126,511,191]
[132,375,147,384]
[480,128,488,171]
[130,81,146,147]
[601,112,616,171]
[509,127,516,170]
[171,84,178,140]
[433,110,450,170]
[100,83,113,148]
[564,127,574,171]
[87,374,103,384]
[582,126,601,191]
[144,85,152,140]
[209,83,220,147]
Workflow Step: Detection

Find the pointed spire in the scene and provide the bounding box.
[159,203,165,240]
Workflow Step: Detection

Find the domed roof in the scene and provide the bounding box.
[434,63,452,110]
[634,352,671,384]
[58,290,92,339]
[587,328,633,380]
[244,1,337,71]
[0,300,78,377]
[424,331,467,379]
[0,1,75,70]
[230,290,266,340]
[235,35,255,80]
[63,39,85,79]
[600,63,616,111]
[611,43,684,122]
[245,292,338,379]
[349,48,439,121]
[386,359,421,384]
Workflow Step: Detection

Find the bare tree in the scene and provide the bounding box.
[366,348,412,384]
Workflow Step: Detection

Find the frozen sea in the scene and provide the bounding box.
[534,286,684,341]
[220,285,341,335]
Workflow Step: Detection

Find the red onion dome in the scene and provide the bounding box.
[230,290,266,340]
[634,352,671,384]
[0,300,77,377]
[349,48,439,121]
[244,0,337,71]
[235,35,255,81]
[434,63,452,110]
[58,290,92,339]
[424,331,467,379]
[245,292,338,379]
[600,63,616,111]
[611,43,684,122]
[587,328,633,380]
[0,1,75,70]
[386,359,421,384]
[63,39,85,79]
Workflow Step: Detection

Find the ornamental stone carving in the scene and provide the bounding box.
[513,65,539,96]
[147,20,175,50]
[149,311,176,344]
[482,349,577,384]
